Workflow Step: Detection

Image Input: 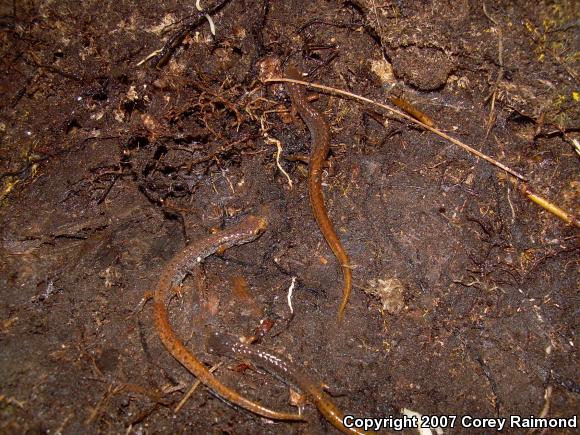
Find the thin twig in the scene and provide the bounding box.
[514,179,580,227]
[265,76,527,181]
[482,3,505,137]
[147,0,232,68]
[286,276,297,314]
[266,136,293,189]
[265,76,580,227]
[174,362,222,413]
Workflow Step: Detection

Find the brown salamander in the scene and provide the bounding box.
[206,332,373,435]
[153,214,304,421]
[285,66,353,320]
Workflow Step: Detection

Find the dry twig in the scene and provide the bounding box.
[174,362,222,413]
[265,76,580,227]
[265,76,527,180]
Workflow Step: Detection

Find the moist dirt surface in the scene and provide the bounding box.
[1,1,578,434]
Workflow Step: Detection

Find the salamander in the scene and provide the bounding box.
[285,66,353,320]
[206,332,372,434]
[153,214,304,421]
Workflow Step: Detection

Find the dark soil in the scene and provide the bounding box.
[1,1,578,434]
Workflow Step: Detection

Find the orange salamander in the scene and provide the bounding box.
[153,214,304,421]
[285,66,353,320]
[206,332,373,434]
